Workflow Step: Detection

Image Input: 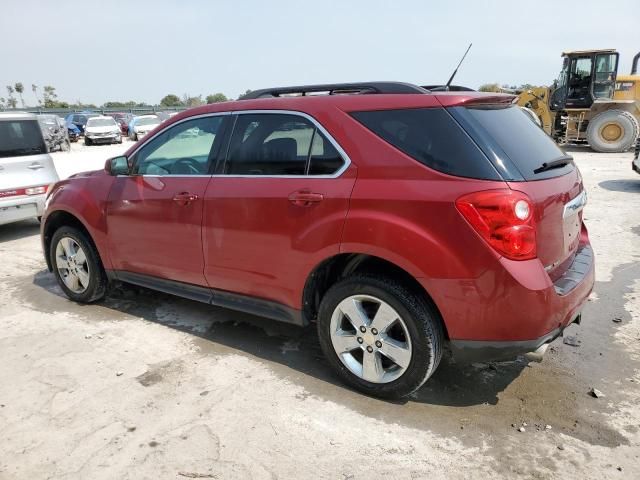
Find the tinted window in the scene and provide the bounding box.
[457,105,569,180]
[308,130,344,175]
[225,113,344,176]
[133,116,223,175]
[0,120,47,158]
[351,108,499,180]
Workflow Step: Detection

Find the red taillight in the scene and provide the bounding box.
[456,189,536,260]
[0,185,49,199]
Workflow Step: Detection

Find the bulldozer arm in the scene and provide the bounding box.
[515,87,554,134]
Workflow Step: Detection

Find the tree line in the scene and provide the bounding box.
[0,83,248,110]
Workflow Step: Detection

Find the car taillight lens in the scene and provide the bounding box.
[25,185,48,195]
[456,189,536,260]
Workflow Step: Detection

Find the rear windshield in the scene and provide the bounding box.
[450,105,571,180]
[351,108,500,180]
[0,120,47,158]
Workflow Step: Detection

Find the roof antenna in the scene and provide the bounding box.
[444,43,472,91]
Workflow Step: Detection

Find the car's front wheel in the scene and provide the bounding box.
[317,275,443,399]
[50,226,108,303]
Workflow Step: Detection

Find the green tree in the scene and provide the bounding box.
[14,82,24,107]
[478,83,502,93]
[31,84,41,105]
[181,94,203,107]
[206,93,228,104]
[103,101,138,108]
[6,85,17,108]
[160,94,183,107]
[43,85,57,108]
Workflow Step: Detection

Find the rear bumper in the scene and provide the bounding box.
[0,194,45,226]
[449,311,582,363]
[423,238,595,363]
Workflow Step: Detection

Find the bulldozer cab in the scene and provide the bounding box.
[550,49,619,110]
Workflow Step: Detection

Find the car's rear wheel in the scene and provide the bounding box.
[317,275,443,399]
[50,226,107,303]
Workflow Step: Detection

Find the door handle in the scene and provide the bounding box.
[288,190,324,207]
[28,163,44,170]
[173,192,199,205]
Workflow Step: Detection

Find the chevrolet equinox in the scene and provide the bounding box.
[41,82,594,398]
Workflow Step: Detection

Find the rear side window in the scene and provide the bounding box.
[0,120,47,158]
[224,113,345,176]
[351,108,500,180]
[454,105,570,180]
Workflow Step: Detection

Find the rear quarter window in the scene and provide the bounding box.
[350,108,500,180]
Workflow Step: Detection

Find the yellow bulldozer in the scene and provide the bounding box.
[516,49,640,152]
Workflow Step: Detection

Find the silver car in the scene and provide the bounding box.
[0,112,60,226]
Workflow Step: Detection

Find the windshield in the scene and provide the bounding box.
[137,117,160,126]
[87,118,117,127]
[0,120,47,158]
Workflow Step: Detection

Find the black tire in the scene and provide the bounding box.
[50,226,108,303]
[317,275,443,399]
[84,137,91,146]
[586,110,639,153]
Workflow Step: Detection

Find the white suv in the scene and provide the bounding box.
[0,112,59,226]
[84,116,122,146]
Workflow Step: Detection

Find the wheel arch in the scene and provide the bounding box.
[302,252,450,340]
[43,210,99,272]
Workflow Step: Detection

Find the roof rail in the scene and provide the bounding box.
[240,82,429,99]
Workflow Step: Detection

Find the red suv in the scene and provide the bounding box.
[41,82,594,398]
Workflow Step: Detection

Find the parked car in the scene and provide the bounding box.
[37,114,70,151]
[65,112,99,134]
[84,116,122,146]
[41,82,594,398]
[633,136,640,174]
[128,115,161,141]
[1,112,59,225]
[67,122,81,142]
[107,112,134,136]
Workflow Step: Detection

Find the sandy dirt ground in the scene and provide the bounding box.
[0,140,639,479]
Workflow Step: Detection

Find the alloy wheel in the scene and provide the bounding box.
[330,294,412,384]
[55,237,90,294]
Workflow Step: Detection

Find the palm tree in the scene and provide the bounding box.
[32,84,41,105]
[14,82,25,108]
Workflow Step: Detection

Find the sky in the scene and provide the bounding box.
[1,0,638,106]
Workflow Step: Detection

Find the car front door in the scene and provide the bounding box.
[106,113,229,286]
[202,111,356,312]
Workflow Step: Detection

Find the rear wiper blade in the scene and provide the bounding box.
[533,155,573,174]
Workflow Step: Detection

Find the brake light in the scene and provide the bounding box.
[25,186,48,195]
[0,185,49,199]
[456,189,536,260]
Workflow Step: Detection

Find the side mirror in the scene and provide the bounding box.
[105,156,130,176]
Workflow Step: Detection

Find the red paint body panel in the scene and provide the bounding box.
[202,168,357,308]
[43,90,595,348]
[106,176,211,286]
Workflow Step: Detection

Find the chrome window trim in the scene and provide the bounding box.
[124,109,352,179]
[221,109,351,179]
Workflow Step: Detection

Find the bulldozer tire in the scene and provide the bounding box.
[586,110,639,153]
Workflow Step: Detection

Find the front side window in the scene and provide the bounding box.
[133,116,223,175]
[224,113,345,176]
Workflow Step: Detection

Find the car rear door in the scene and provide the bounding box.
[0,118,57,192]
[202,111,356,310]
[106,114,230,286]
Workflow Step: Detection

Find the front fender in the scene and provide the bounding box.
[43,172,115,271]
